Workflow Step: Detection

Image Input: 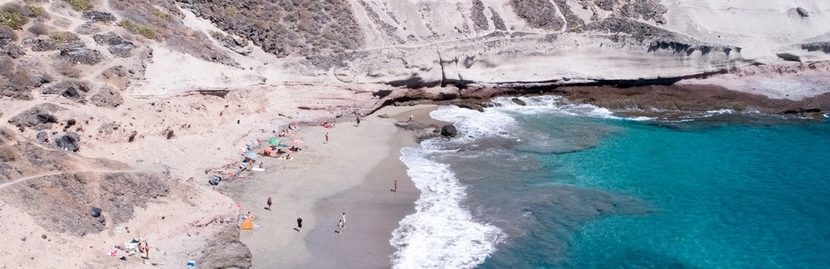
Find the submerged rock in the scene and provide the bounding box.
[512,97,527,106]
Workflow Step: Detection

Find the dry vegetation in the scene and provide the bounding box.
[66,0,93,11]
[119,20,156,39]
[181,0,365,58]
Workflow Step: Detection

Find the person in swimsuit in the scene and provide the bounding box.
[297,217,303,231]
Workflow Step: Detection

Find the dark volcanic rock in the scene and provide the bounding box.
[511,0,564,30]
[59,47,103,65]
[182,0,365,58]
[776,53,801,62]
[8,104,63,130]
[55,132,81,152]
[470,0,488,31]
[90,207,102,218]
[489,7,507,31]
[90,87,124,107]
[441,124,459,137]
[42,80,92,103]
[25,33,84,52]
[93,32,137,57]
[92,32,126,45]
[512,97,527,106]
[796,7,810,18]
[82,11,116,23]
[108,43,136,57]
[36,131,48,143]
[1,26,24,58]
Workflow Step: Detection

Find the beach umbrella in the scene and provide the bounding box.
[268,136,280,145]
[292,139,304,145]
[244,150,258,159]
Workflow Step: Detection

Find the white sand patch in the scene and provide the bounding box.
[136,45,264,95]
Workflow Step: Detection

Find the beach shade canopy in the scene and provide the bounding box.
[268,137,280,145]
[244,150,258,159]
[240,218,254,230]
[292,139,304,145]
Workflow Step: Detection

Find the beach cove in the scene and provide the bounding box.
[216,105,439,268]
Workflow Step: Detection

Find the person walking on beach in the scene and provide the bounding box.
[356,116,361,127]
[265,196,272,211]
[339,212,346,231]
[391,179,398,192]
[337,218,345,236]
[297,217,303,231]
[325,132,329,144]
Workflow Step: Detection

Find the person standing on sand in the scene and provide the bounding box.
[340,212,346,231]
[325,132,329,144]
[297,217,303,231]
[265,196,272,211]
[338,218,344,235]
[356,116,361,127]
[392,179,398,192]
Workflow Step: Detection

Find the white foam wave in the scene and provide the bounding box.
[391,147,504,269]
[428,96,650,142]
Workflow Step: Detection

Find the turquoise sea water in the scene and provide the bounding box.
[392,97,830,269]
[474,115,830,268]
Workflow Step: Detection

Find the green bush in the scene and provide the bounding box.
[66,0,93,11]
[48,31,77,43]
[0,10,27,29]
[119,20,155,39]
[26,5,45,17]
[153,9,171,21]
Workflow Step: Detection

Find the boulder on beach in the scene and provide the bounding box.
[441,124,459,137]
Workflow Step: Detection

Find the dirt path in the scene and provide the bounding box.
[0,169,140,189]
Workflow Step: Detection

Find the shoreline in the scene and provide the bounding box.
[216,105,438,268]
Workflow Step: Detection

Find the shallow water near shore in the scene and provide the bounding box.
[393,96,830,268]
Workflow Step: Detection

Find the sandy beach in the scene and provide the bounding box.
[217,105,437,268]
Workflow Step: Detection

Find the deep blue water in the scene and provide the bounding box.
[461,114,830,268]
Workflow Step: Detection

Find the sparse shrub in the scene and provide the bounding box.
[153,9,171,21]
[48,31,78,43]
[27,22,48,35]
[209,30,224,40]
[0,145,18,162]
[119,20,155,39]
[0,7,28,30]
[66,0,93,11]
[26,4,45,17]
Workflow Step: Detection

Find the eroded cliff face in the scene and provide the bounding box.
[177,0,830,87]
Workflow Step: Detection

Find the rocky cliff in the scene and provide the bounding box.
[178,0,830,90]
